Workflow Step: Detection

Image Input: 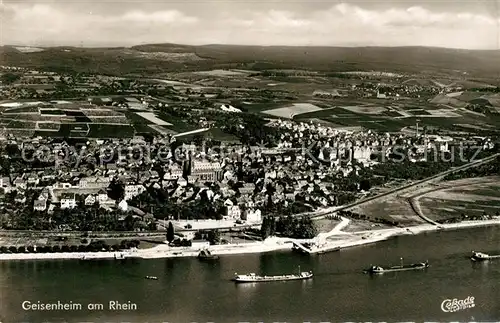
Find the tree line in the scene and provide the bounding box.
[444,156,500,181]
[436,212,497,224]
[0,239,140,254]
[260,215,318,239]
[3,204,155,232]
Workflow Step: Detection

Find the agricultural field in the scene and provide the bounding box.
[424,109,462,118]
[13,46,45,53]
[241,101,296,113]
[135,112,173,126]
[36,122,60,130]
[0,101,163,138]
[175,127,240,143]
[349,195,426,226]
[194,69,251,77]
[289,100,500,133]
[350,177,500,226]
[262,103,323,118]
[418,179,500,221]
[80,108,124,117]
[341,106,387,115]
[454,123,496,131]
[1,105,41,113]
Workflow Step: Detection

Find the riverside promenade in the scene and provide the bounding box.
[1,217,500,261]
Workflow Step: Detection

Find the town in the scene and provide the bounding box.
[0,59,499,256]
[2,1,500,321]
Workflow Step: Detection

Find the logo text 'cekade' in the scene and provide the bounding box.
[441,296,475,313]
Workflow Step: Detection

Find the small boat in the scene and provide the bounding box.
[364,258,429,274]
[145,276,158,280]
[471,251,500,261]
[317,247,341,254]
[232,266,313,283]
[198,249,219,260]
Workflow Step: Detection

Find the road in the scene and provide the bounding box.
[172,128,210,138]
[310,152,500,220]
[408,196,440,225]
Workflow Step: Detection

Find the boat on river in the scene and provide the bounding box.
[364,258,429,274]
[471,251,500,261]
[145,276,158,280]
[198,249,219,260]
[233,266,313,283]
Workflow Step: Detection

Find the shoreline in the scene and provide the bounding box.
[0,218,499,261]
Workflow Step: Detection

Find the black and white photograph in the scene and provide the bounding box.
[1,0,500,322]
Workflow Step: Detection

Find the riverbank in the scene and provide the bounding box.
[0,240,293,260]
[319,217,500,252]
[0,218,499,260]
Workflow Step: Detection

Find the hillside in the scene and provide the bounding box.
[1,44,500,78]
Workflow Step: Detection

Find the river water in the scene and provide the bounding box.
[2,226,500,322]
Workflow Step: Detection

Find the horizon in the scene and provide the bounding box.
[1,0,499,50]
[5,43,500,52]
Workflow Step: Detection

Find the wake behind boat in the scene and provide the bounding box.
[364,258,429,274]
[471,251,500,261]
[233,266,313,283]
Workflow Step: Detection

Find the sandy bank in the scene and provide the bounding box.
[317,218,500,252]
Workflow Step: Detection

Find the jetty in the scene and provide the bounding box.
[292,240,341,254]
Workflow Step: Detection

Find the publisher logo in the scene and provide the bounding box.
[441,296,475,312]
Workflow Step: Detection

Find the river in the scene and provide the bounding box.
[2,226,500,322]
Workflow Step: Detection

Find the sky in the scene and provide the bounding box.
[1,0,499,49]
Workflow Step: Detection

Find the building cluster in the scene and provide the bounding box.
[0,110,494,227]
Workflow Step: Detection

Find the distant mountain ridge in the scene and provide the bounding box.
[1,43,499,78]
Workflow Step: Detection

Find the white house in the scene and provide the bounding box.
[85,194,96,206]
[52,182,72,189]
[244,209,262,223]
[226,205,241,219]
[13,177,27,190]
[15,194,26,204]
[118,199,128,211]
[33,198,47,212]
[38,187,50,200]
[97,190,109,204]
[79,176,110,189]
[163,165,183,180]
[27,175,39,186]
[177,178,188,187]
[60,193,76,209]
[0,176,12,192]
[377,90,387,99]
[191,240,210,250]
[124,184,146,201]
[219,104,241,113]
